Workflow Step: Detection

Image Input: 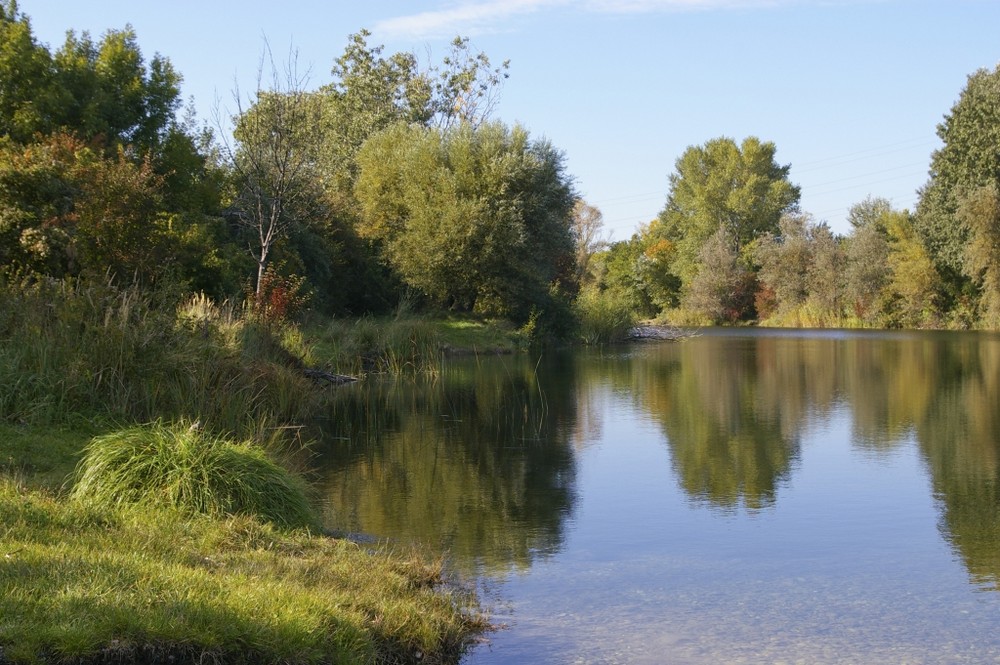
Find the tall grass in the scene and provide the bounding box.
[71,421,319,529]
[0,275,319,435]
[574,287,638,345]
[310,316,444,375]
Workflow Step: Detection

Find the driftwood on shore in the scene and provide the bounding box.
[627,325,697,341]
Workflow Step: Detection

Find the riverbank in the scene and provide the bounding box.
[0,280,510,664]
[0,422,486,665]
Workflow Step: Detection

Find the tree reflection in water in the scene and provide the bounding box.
[313,329,1000,591]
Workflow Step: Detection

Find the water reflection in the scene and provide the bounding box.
[625,329,1000,590]
[314,354,578,574]
[314,329,1000,594]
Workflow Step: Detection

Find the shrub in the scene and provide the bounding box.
[71,421,318,530]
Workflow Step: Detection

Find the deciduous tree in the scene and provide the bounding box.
[915,64,1000,291]
[354,121,575,321]
[959,183,1000,327]
[654,136,800,288]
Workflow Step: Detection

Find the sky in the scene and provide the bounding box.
[17,0,1000,240]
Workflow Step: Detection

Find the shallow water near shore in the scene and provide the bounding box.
[315,328,1000,664]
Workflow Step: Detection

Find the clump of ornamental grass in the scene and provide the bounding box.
[70,420,318,530]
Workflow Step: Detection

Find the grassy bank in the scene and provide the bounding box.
[0,477,483,665]
[0,276,496,664]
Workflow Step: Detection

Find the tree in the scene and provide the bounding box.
[223,48,324,297]
[0,4,182,151]
[317,31,507,198]
[52,27,181,151]
[755,212,813,317]
[570,198,607,285]
[653,136,800,288]
[686,226,754,323]
[805,221,842,316]
[959,183,1000,327]
[0,1,58,142]
[353,121,575,321]
[843,222,891,322]
[848,195,893,231]
[886,210,942,328]
[915,64,1000,292]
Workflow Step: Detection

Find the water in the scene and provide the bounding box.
[314,328,1000,663]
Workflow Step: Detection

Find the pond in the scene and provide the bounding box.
[313,328,1000,664]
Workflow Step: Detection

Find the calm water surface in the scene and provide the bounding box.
[314,329,1000,664]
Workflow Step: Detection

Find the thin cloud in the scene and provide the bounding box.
[376,0,871,39]
[375,0,569,39]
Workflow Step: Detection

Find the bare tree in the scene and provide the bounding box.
[217,43,322,296]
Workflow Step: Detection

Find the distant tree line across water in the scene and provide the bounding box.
[2,0,999,331]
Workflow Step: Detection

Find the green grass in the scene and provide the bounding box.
[0,276,490,664]
[573,287,637,345]
[0,478,485,665]
[0,424,93,491]
[70,421,319,530]
[304,314,521,377]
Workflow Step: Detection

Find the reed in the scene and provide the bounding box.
[0,276,320,434]
[574,287,638,345]
[310,316,444,375]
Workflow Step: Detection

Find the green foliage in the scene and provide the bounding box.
[595,234,679,317]
[684,226,755,323]
[574,285,637,345]
[959,182,1000,327]
[915,63,1000,291]
[318,31,509,196]
[754,213,813,317]
[0,1,58,142]
[843,200,893,323]
[652,136,801,300]
[0,4,181,150]
[70,421,318,529]
[52,26,181,150]
[885,210,943,328]
[354,121,576,322]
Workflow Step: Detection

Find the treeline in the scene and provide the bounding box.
[3,1,999,333]
[0,3,590,337]
[591,63,1000,329]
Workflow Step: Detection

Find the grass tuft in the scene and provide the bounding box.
[70,421,319,530]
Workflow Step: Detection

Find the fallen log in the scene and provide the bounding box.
[627,325,697,341]
[303,368,358,385]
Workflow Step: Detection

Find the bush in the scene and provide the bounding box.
[71,421,319,530]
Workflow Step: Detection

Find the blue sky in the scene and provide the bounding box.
[18,0,1000,239]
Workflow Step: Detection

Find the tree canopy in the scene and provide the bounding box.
[354,121,575,321]
[916,64,1000,288]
